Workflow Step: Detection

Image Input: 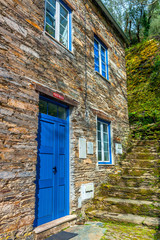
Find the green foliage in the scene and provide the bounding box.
[149,5,160,37]
[126,38,160,139]
[102,0,160,44]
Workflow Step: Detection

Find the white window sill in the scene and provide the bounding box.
[98,161,114,165]
[95,71,110,84]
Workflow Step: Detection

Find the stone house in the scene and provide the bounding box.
[0,0,129,239]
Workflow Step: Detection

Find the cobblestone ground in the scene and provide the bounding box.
[64,221,160,240]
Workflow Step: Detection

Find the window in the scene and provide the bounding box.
[39,98,67,120]
[97,119,112,164]
[45,0,72,51]
[94,36,109,80]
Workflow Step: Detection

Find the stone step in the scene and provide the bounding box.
[92,197,160,217]
[100,185,160,201]
[128,146,158,153]
[120,159,159,169]
[131,140,160,147]
[125,152,159,160]
[34,215,77,240]
[122,167,159,176]
[108,175,159,188]
[87,210,160,228]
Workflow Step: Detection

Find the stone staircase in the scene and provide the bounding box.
[86,140,160,227]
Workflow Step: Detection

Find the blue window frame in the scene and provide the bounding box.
[45,0,72,51]
[97,119,112,165]
[94,36,109,80]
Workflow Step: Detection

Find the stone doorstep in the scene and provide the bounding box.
[34,215,77,239]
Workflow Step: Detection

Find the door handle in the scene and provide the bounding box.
[53,166,57,174]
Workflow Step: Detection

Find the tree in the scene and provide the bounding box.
[102,0,160,44]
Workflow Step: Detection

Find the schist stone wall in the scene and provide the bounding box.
[0,0,129,238]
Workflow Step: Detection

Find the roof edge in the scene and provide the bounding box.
[93,0,130,44]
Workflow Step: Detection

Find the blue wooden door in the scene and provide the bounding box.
[35,97,69,227]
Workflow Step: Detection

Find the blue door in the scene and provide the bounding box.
[34,97,69,227]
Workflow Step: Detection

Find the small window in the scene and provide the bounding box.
[97,119,112,164]
[94,36,109,80]
[45,0,72,51]
[39,98,67,120]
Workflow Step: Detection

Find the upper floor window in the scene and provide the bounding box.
[94,36,109,80]
[97,119,112,164]
[45,0,72,51]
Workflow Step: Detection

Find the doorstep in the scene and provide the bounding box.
[34,215,77,240]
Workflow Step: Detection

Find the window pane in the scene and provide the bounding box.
[60,25,67,35]
[98,131,101,141]
[101,54,105,63]
[101,56,106,78]
[103,133,108,142]
[94,48,99,57]
[95,64,99,72]
[46,2,55,18]
[95,56,99,66]
[46,23,55,37]
[102,64,106,72]
[94,40,99,49]
[60,4,68,19]
[101,46,105,56]
[97,120,111,163]
[98,122,101,131]
[98,151,102,161]
[103,124,108,133]
[48,102,57,117]
[98,141,101,151]
[104,151,109,161]
[102,71,106,78]
[39,99,47,114]
[60,34,68,48]
[60,15,68,28]
[94,39,100,72]
[46,12,55,29]
[58,106,67,120]
[48,0,56,7]
[60,5,68,48]
[104,142,108,151]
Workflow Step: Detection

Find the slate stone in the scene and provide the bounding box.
[46,231,78,240]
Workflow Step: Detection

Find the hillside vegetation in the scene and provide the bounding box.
[125,37,160,139]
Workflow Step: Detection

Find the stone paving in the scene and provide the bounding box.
[46,221,160,240]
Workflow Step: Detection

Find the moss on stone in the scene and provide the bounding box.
[126,38,160,140]
[99,220,158,240]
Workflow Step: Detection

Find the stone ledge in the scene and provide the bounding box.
[35,83,79,107]
[96,197,160,206]
[87,210,160,228]
[34,215,77,234]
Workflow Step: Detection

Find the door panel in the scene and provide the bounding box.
[56,123,67,218]
[58,185,65,217]
[36,118,55,226]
